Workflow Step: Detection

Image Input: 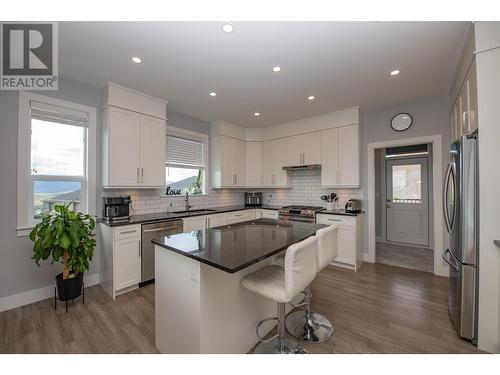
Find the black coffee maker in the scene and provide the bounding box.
[103,196,131,223]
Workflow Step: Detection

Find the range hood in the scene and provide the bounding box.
[282,164,321,171]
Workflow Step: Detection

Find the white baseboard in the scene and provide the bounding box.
[363,253,375,263]
[0,273,100,313]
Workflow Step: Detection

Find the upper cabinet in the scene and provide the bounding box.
[246,141,263,187]
[451,60,478,141]
[321,124,360,187]
[209,108,360,189]
[285,132,322,166]
[450,28,478,143]
[102,83,167,188]
[211,135,246,188]
[262,138,290,187]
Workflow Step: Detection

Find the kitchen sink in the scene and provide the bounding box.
[173,209,217,215]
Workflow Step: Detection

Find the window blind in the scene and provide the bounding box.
[30,100,89,127]
[166,135,204,167]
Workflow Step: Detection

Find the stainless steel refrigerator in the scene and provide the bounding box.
[442,131,478,343]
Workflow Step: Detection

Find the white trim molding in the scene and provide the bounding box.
[0,273,100,313]
[366,134,448,277]
[17,91,97,237]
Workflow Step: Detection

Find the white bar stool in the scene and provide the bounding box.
[276,225,338,343]
[241,236,318,354]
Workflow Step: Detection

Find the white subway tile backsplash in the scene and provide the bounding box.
[101,169,361,216]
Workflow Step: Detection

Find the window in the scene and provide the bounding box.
[165,129,207,196]
[391,164,422,203]
[17,92,96,235]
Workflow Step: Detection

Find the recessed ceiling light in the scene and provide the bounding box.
[308,95,315,101]
[272,66,281,72]
[209,92,217,97]
[390,70,400,76]
[254,112,261,117]
[222,23,234,33]
[131,57,142,64]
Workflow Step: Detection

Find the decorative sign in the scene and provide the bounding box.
[165,186,181,196]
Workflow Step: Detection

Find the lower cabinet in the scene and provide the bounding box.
[99,223,142,300]
[115,237,141,290]
[315,214,364,271]
[256,209,279,220]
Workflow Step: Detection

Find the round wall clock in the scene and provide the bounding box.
[390,113,413,132]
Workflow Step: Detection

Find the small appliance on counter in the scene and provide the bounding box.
[345,199,362,213]
[103,196,131,223]
[245,192,262,207]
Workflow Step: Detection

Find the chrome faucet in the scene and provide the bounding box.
[185,191,193,212]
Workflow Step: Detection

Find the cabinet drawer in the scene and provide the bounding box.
[261,210,279,219]
[316,214,355,227]
[114,224,141,241]
[224,210,254,225]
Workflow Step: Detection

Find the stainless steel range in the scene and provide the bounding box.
[278,205,325,223]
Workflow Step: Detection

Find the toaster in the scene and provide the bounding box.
[345,199,362,213]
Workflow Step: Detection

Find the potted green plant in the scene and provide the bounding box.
[29,204,96,302]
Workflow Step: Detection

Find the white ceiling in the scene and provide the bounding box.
[59,21,469,127]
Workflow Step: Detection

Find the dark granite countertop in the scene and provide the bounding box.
[316,209,364,217]
[99,205,281,227]
[152,218,325,273]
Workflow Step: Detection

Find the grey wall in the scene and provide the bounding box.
[167,111,210,135]
[361,96,451,253]
[0,78,102,299]
[0,77,213,301]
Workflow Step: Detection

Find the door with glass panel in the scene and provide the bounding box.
[386,157,429,246]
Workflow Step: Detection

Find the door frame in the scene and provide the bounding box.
[385,156,430,246]
[367,134,448,276]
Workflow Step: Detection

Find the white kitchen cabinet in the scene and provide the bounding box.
[224,210,256,225]
[451,59,478,142]
[183,216,207,232]
[321,125,359,187]
[140,115,167,186]
[103,107,166,188]
[246,141,263,187]
[256,209,279,220]
[211,136,246,188]
[102,84,167,188]
[207,214,225,228]
[99,223,142,300]
[262,138,290,187]
[285,132,321,166]
[315,214,364,271]
[115,237,142,291]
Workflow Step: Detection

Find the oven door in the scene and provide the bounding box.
[278,214,314,223]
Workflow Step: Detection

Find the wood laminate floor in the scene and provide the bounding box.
[0,263,478,354]
[376,241,434,273]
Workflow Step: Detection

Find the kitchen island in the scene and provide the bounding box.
[153,218,324,354]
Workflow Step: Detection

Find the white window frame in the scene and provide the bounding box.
[17,91,97,237]
[164,125,209,197]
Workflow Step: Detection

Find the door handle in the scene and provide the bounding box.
[443,163,453,234]
[138,240,141,257]
[442,249,459,271]
[137,167,140,183]
[141,168,144,183]
[143,226,181,233]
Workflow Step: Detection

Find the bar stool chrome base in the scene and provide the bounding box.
[254,337,307,354]
[285,310,334,343]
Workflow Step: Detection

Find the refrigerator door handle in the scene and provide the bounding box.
[443,163,453,234]
[442,248,460,271]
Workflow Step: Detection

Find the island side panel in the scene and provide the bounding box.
[155,245,201,354]
[199,257,284,354]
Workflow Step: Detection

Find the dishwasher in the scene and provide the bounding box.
[141,220,183,286]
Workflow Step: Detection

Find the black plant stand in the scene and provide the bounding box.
[54,282,85,312]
